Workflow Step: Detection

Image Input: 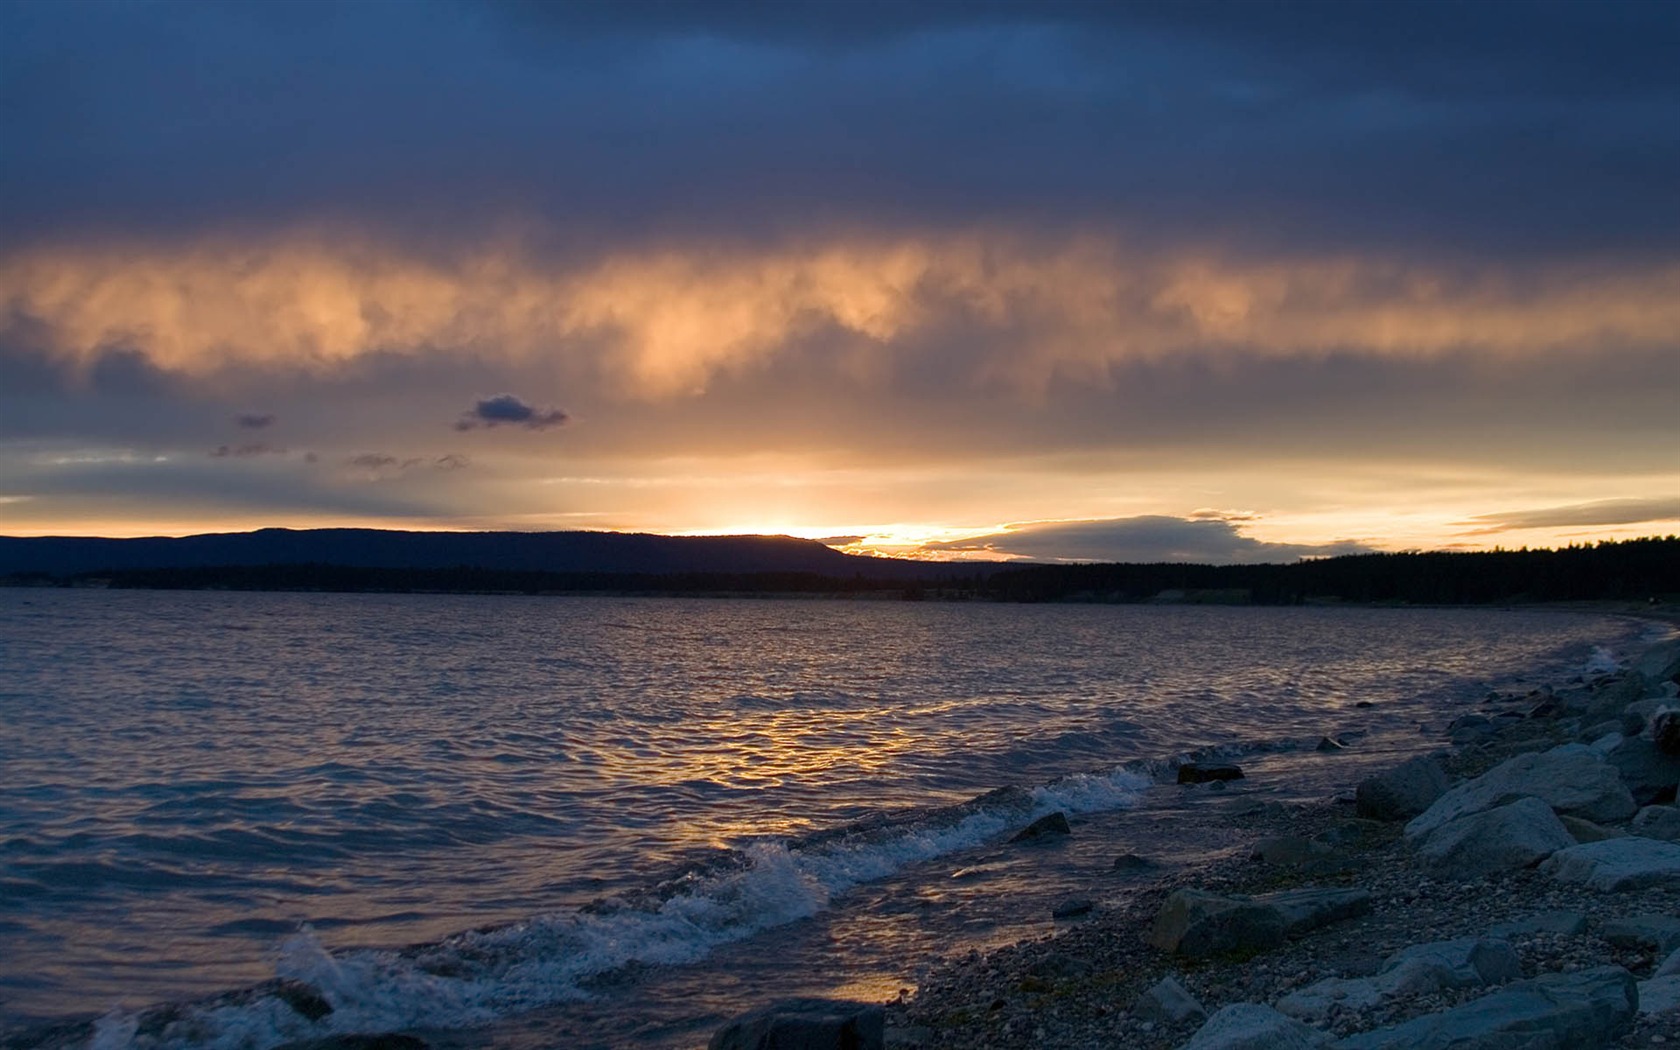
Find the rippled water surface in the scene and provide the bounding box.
[0,589,1652,1045]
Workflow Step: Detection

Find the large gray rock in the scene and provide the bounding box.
[1182,1003,1333,1049]
[1543,837,1680,891]
[1147,888,1370,958]
[1405,745,1636,838]
[1558,814,1624,843]
[1134,975,1207,1024]
[1355,756,1451,822]
[1413,797,1575,878]
[708,998,884,1050]
[1605,736,1680,805]
[1336,966,1637,1050]
[1277,938,1519,1023]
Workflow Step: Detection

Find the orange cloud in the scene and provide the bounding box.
[5,230,1677,397]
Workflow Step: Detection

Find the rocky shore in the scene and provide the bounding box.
[713,625,1680,1050]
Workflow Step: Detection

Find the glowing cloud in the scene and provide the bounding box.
[4,231,1677,400]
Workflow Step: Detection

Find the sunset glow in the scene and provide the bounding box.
[2,2,1675,562]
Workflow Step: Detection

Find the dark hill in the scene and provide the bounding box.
[0,528,937,581]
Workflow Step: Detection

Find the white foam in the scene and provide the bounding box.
[1584,645,1623,675]
[100,764,1150,1050]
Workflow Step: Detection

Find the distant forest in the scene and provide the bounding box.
[6,536,1677,606]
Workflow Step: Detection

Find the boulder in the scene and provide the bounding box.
[1337,966,1637,1050]
[1113,852,1158,872]
[1632,805,1680,841]
[1147,889,1287,957]
[1008,812,1071,843]
[1601,914,1680,954]
[1355,756,1451,822]
[1178,763,1245,784]
[1051,898,1093,919]
[1605,736,1680,805]
[1405,745,1636,838]
[1542,837,1680,891]
[1413,796,1575,878]
[1637,975,1680,1015]
[1132,975,1206,1025]
[1181,1003,1333,1049]
[1148,887,1373,958]
[1260,888,1373,934]
[1277,938,1519,1023]
[708,999,884,1050]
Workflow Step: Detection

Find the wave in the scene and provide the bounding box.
[46,764,1151,1050]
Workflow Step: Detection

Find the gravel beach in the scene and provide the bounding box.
[871,614,1680,1050]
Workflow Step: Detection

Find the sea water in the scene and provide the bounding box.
[0,590,1658,1048]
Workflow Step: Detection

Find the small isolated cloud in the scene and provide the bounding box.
[234,412,276,429]
[1463,498,1680,533]
[210,443,286,459]
[455,393,568,432]
[924,516,1370,565]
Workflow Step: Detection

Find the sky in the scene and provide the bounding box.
[1,0,1677,563]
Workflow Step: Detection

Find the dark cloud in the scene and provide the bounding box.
[234,412,276,429]
[1465,498,1680,532]
[0,1,1672,257]
[924,516,1370,565]
[455,394,568,432]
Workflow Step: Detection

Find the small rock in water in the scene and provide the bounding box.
[1178,763,1245,784]
[1052,898,1093,919]
[1316,736,1346,752]
[1008,811,1071,843]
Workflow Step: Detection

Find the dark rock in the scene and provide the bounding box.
[272,980,334,1022]
[1008,811,1071,843]
[708,998,885,1050]
[1356,700,1374,709]
[1051,898,1093,919]
[1655,709,1680,756]
[1112,852,1157,872]
[1177,763,1244,784]
[1337,966,1636,1049]
[1146,889,1288,957]
[1315,736,1345,752]
[1355,755,1451,822]
[1148,886,1370,957]
[1606,736,1680,805]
